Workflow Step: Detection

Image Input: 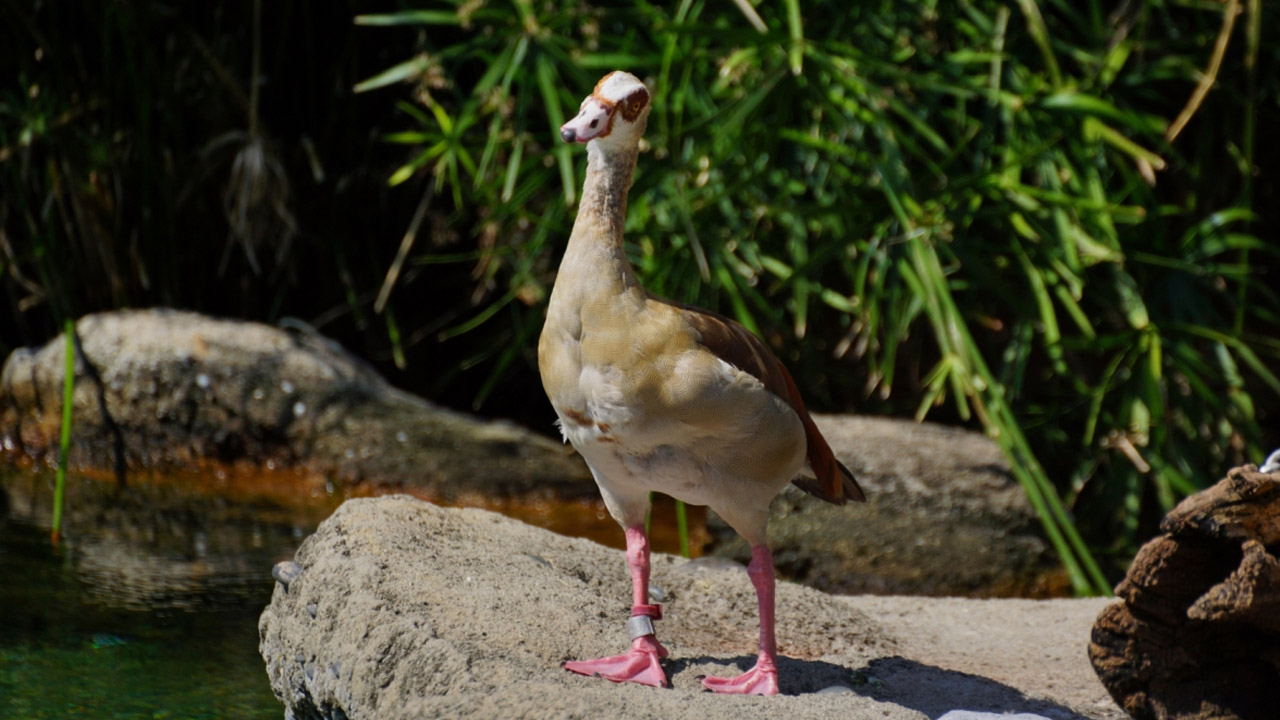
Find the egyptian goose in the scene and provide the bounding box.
[538,71,865,696]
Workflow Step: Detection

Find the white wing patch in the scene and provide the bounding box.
[579,365,633,429]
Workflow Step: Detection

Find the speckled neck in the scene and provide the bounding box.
[551,137,644,303]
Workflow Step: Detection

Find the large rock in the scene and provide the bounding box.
[258,495,1121,720]
[1088,464,1280,720]
[708,416,1065,597]
[0,309,592,499]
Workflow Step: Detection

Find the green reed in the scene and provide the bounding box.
[52,318,74,544]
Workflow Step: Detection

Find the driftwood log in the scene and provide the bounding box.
[1089,464,1280,720]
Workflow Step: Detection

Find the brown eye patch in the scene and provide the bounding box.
[620,87,649,122]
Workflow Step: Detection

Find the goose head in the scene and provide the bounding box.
[559,71,651,150]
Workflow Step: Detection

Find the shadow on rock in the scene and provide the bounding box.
[666,653,1090,717]
[860,656,1091,720]
[663,654,873,696]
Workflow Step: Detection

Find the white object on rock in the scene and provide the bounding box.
[1261,449,1280,474]
[942,707,1049,712]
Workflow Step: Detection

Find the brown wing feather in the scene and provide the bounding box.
[675,304,866,505]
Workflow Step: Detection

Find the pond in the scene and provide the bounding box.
[0,465,331,719]
[0,463,703,719]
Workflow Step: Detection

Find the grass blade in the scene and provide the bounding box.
[52,318,75,545]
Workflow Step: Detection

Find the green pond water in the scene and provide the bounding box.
[0,466,321,720]
[0,461,699,719]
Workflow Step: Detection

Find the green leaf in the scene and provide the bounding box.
[784,0,805,75]
[354,56,430,93]
[354,11,460,26]
[576,53,649,69]
[1110,267,1149,329]
[535,53,575,205]
[1011,0,1062,87]
[1082,118,1166,170]
[438,288,517,340]
[1014,244,1064,371]
[820,288,859,313]
[1042,92,1158,132]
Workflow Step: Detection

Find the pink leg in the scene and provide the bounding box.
[701,544,780,695]
[563,525,669,687]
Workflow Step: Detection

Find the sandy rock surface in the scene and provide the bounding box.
[259,496,1123,720]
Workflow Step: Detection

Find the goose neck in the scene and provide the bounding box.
[556,141,641,297]
[577,142,638,241]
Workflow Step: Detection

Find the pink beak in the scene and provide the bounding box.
[560,98,613,143]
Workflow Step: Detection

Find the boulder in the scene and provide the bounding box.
[1088,464,1280,720]
[707,416,1065,597]
[0,309,592,500]
[258,495,1121,719]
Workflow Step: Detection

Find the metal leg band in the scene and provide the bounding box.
[626,614,656,641]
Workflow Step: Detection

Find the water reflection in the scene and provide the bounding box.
[0,460,706,718]
[0,464,326,719]
[3,466,337,604]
